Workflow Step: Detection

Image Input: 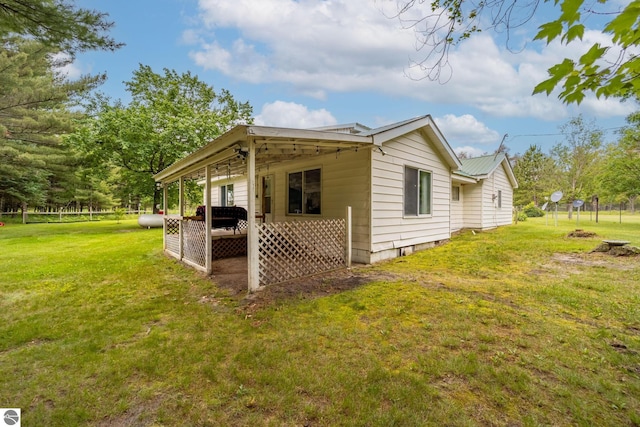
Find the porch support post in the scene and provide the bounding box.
[179,176,184,259]
[247,137,260,292]
[204,165,212,274]
[346,205,352,268]
[162,183,168,251]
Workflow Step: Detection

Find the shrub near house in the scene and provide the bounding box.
[524,202,545,218]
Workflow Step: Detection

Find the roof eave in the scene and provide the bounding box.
[502,158,519,189]
[452,173,478,184]
[154,125,248,183]
[154,124,375,183]
[371,115,462,170]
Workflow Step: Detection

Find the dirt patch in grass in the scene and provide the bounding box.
[567,229,597,238]
[519,251,638,279]
[210,256,248,295]
[241,269,379,312]
[552,253,610,267]
[95,394,165,427]
[209,256,395,312]
[551,252,638,269]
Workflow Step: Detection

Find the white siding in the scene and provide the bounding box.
[482,164,513,228]
[462,182,483,229]
[258,149,372,264]
[205,177,248,208]
[370,131,452,260]
[481,176,496,228]
[461,163,514,230]
[450,184,464,232]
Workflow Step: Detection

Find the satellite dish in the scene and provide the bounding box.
[550,191,563,203]
[541,202,548,211]
[572,199,584,208]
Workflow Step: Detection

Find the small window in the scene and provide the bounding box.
[220,184,234,206]
[497,190,502,208]
[288,168,321,215]
[404,166,431,216]
[452,186,460,202]
[262,176,272,214]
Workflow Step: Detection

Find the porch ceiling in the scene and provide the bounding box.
[154,125,374,183]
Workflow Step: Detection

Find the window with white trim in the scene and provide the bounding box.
[288,168,321,215]
[404,166,431,216]
[220,184,234,206]
[452,185,460,202]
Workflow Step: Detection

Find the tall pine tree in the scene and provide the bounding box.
[0,0,121,54]
[0,37,105,212]
[0,0,120,213]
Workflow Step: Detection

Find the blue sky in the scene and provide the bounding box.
[72,0,637,156]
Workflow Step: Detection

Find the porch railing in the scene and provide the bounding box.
[257,218,346,286]
[164,216,207,271]
[164,215,349,288]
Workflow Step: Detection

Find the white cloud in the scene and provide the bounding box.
[254,101,337,128]
[181,29,202,45]
[52,52,83,79]
[578,97,636,118]
[434,114,501,146]
[189,0,634,122]
[190,0,417,90]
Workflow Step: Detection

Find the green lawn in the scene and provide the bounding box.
[0,217,639,426]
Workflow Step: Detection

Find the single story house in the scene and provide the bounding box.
[153,115,518,291]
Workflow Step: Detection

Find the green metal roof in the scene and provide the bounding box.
[455,153,518,189]
[459,153,506,177]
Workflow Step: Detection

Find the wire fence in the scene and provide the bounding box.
[0,209,154,224]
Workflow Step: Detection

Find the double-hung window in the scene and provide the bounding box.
[404,166,431,216]
[288,168,321,215]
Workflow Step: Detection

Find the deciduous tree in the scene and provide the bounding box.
[68,65,253,213]
[550,115,604,217]
[513,145,556,207]
[601,112,640,213]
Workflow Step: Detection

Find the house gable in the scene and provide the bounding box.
[455,153,518,230]
[365,115,461,171]
[457,153,518,189]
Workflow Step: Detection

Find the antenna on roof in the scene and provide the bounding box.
[494,134,508,161]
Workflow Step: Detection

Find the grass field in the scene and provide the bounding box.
[0,215,639,426]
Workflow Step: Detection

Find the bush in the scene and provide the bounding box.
[114,208,126,224]
[517,212,528,222]
[524,202,545,218]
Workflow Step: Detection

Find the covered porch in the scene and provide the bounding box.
[154,125,376,292]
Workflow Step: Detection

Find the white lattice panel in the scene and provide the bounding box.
[165,218,180,256]
[183,220,207,268]
[258,219,346,286]
[212,235,247,259]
